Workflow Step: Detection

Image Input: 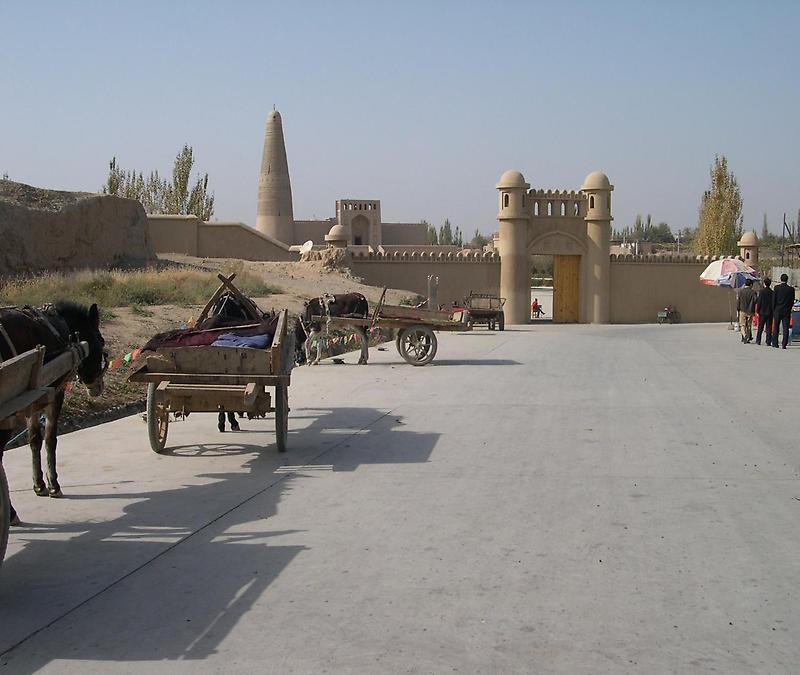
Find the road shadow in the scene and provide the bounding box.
[0,407,439,670]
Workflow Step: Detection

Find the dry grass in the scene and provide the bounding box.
[0,263,280,313]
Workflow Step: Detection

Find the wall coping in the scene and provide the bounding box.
[610,254,744,264]
[352,249,500,262]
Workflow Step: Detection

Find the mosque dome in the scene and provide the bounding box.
[581,171,612,191]
[496,170,529,189]
[325,223,347,242]
[738,230,759,247]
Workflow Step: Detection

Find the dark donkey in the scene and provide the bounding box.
[295,292,370,365]
[0,302,107,524]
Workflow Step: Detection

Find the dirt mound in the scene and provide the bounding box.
[0,179,155,276]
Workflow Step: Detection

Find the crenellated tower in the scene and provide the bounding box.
[255,109,294,243]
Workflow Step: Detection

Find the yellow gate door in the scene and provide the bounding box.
[553,255,580,323]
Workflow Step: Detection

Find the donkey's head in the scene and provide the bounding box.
[55,301,108,396]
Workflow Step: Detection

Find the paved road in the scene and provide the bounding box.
[1,324,797,673]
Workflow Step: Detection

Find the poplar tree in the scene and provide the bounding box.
[102,145,214,220]
[693,155,743,255]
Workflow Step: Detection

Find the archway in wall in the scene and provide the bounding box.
[351,214,370,246]
[528,231,584,323]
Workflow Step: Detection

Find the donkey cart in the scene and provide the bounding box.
[463,292,505,331]
[0,342,88,568]
[313,289,468,366]
[129,275,294,454]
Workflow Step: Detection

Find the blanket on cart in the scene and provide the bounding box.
[143,315,279,352]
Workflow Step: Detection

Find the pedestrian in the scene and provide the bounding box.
[771,273,796,349]
[755,277,773,346]
[218,409,240,432]
[736,279,757,343]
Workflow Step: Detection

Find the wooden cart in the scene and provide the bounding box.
[0,342,88,568]
[314,289,468,366]
[128,275,294,454]
[463,292,505,331]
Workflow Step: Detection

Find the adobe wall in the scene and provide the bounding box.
[0,180,155,276]
[147,215,297,262]
[381,222,428,245]
[610,255,731,323]
[293,219,334,245]
[350,250,500,306]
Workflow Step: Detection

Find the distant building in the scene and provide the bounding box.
[255,109,426,248]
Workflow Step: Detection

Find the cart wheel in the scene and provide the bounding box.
[489,319,496,331]
[275,384,288,453]
[0,464,9,570]
[398,325,438,366]
[146,382,169,454]
[498,312,505,331]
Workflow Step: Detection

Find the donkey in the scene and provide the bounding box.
[295,293,370,366]
[0,302,107,525]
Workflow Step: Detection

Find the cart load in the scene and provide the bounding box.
[129,274,294,453]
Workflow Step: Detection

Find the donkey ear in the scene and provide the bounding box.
[89,303,100,329]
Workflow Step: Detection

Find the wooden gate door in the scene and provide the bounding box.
[553,255,580,323]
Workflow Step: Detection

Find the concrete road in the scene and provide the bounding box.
[1,324,797,673]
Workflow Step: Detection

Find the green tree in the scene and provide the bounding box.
[102,145,214,220]
[422,220,438,244]
[761,213,769,241]
[439,219,454,245]
[693,155,743,255]
[470,228,489,249]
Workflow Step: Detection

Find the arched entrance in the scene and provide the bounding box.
[350,215,370,246]
[528,231,586,323]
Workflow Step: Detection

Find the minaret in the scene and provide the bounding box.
[581,170,613,324]
[255,108,294,243]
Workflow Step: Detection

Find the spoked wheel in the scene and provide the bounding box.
[498,312,505,331]
[489,319,496,331]
[0,464,9,570]
[275,384,289,453]
[397,325,438,366]
[146,382,169,454]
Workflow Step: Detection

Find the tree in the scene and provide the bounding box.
[422,220,438,245]
[439,219,454,245]
[469,228,489,249]
[102,145,214,220]
[453,225,463,247]
[761,213,769,241]
[693,155,743,255]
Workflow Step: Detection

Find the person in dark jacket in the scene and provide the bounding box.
[755,277,773,346]
[736,279,757,343]
[771,273,796,349]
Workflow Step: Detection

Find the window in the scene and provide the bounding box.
[354,235,363,245]
[534,202,539,216]
[503,193,509,208]
[574,202,579,216]
[547,202,553,216]
[589,196,595,209]
[560,202,566,217]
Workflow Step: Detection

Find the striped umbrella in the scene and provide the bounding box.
[699,258,759,288]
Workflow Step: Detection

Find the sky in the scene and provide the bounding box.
[2,0,798,236]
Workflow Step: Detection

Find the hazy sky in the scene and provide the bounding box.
[2,1,798,235]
